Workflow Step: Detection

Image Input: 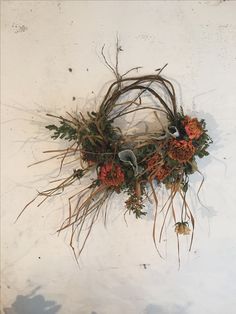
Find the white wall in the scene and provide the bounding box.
[1,1,236,313]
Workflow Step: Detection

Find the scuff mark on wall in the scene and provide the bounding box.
[12,23,28,33]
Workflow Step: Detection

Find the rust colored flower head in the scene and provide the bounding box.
[99,162,125,187]
[168,139,195,163]
[182,116,203,140]
[175,222,191,235]
[147,154,162,173]
[155,164,171,181]
[147,154,170,181]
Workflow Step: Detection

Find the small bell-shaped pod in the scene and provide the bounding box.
[168,125,180,138]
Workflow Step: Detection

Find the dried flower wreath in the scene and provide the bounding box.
[18,44,212,263]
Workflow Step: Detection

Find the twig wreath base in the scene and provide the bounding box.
[18,44,212,264]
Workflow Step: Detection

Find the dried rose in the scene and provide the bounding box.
[182,116,203,140]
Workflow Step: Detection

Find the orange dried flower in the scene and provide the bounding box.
[147,154,162,173]
[99,162,125,187]
[168,139,195,163]
[147,154,170,181]
[182,116,203,140]
[155,165,171,181]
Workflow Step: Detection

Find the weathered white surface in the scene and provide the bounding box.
[1,1,236,313]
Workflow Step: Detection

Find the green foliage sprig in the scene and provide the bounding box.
[46,121,77,141]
